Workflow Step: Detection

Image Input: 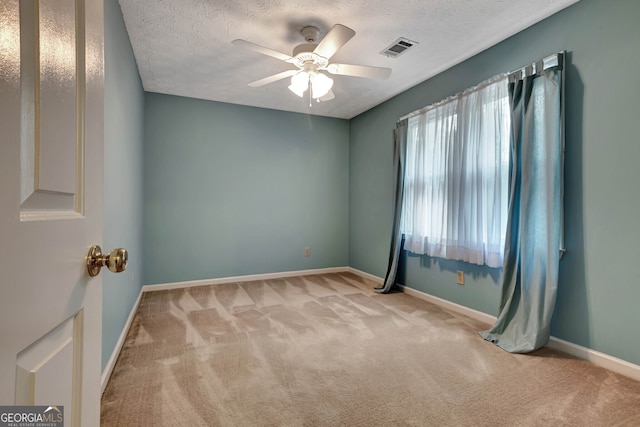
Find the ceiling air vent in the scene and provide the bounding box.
[381,37,418,58]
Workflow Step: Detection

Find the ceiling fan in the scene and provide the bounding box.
[232,24,392,102]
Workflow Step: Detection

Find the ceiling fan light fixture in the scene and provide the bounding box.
[311,72,333,99]
[288,72,309,97]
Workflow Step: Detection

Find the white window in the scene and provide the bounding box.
[400,75,510,268]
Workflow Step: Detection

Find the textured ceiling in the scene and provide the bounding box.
[118,0,579,119]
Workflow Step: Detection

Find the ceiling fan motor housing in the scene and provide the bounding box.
[292,44,328,68]
[292,43,318,57]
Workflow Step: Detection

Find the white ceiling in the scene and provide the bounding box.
[118,0,578,120]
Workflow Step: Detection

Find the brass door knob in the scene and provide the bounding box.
[87,245,128,277]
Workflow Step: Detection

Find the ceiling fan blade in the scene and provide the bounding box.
[248,69,298,87]
[232,39,294,62]
[313,24,355,60]
[318,90,335,102]
[326,63,392,79]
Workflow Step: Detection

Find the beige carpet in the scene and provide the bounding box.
[101,272,640,426]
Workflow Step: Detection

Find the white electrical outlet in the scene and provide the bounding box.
[304,247,310,257]
[456,271,464,285]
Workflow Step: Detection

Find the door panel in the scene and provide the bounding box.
[0,0,104,425]
[19,0,83,218]
[15,312,81,424]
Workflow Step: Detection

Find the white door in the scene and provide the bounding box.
[1,0,104,425]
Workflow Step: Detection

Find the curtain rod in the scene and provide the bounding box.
[508,51,564,82]
[398,51,565,123]
[398,74,506,122]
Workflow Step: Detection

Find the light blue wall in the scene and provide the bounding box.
[102,0,145,372]
[143,94,349,285]
[349,0,640,365]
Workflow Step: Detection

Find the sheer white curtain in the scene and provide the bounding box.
[401,75,510,268]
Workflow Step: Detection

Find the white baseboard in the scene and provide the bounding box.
[142,267,350,292]
[101,289,142,395]
[398,284,498,326]
[346,267,384,284]
[546,337,640,381]
[347,268,640,382]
